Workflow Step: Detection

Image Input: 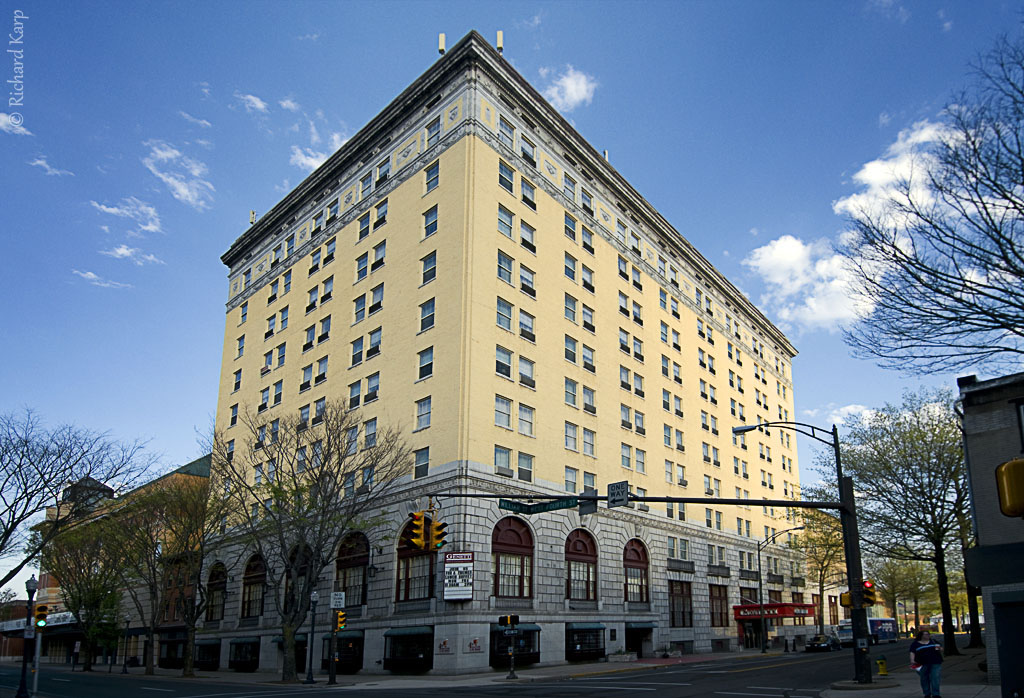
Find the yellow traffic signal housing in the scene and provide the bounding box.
[408,511,427,550]
[497,614,520,626]
[862,580,877,606]
[996,458,1024,518]
[34,604,48,627]
[335,610,346,631]
[840,592,852,608]
[430,520,448,549]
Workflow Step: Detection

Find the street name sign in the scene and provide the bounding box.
[499,497,578,515]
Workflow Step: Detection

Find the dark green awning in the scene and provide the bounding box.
[383,625,432,637]
[194,638,221,646]
[626,622,657,629]
[322,630,363,639]
[490,623,542,632]
[271,633,306,643]
[229,637,260,645]
[566,622,605,630]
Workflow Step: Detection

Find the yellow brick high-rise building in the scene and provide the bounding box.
[212,31,803,674]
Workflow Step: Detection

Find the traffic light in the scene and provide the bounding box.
[840,592,852,608]
[862,580,877,606]
[430,519,448,549]
[335,610,346,631]
[34,604,48,627]
[497,614,520,627]
[407,511,427,550]
[996,458,1024,517]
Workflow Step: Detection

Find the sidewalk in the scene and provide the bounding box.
[822,643,997,698]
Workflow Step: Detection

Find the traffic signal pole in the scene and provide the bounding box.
[32,632,41,696]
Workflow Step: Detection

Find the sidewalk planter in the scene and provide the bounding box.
[608,652,638,662]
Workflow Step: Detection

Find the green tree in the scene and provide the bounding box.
[819,389,966,654]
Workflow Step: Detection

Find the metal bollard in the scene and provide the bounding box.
[876,655,888,676]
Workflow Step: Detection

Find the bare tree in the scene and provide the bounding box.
[211,400,411,682]
[822,389,966,654]
[40,521,123,671]
[0,409,151,588]
[840,35,1024,374]
[792,508,845,634]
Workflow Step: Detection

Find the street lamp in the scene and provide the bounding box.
[303,590,319,684]
[757,525,804,653]
[122,616,131,674]
[15,574,37,698]
[734,420,873,684]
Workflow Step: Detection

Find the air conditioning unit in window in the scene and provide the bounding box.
[705,487,714,496]
[678,478,688,486]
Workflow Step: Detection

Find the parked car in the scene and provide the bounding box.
[805,634,842,652]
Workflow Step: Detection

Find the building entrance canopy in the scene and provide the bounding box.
[733,602,815,620]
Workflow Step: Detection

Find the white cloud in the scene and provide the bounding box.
[1,112,31,135]
[538,67,550,80]
[518,14,542,29]
[274,178,292,193]
[198,81,211,98]
[194,138,213,149]
[743,234,868,332]
[142,139,215,210]
[937,9,952,32]
[329,132,348,150]
[877,111,891,127]
[832,119,946,222]
[90,196,163,236]
[72,269,131,289]
[868,0,910,23]
[297,32,320,41]
[179,110,212,128]
[542,65,598,113]
[100,244,164,266]
[27,156,73,176]
[234,91,268,113]
[308,120,320,145]
[279,98,300,112]
[828,403,873,426]
[289,145,327,172]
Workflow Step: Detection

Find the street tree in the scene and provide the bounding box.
[839,35,1024,374]
[823,389,966,653]
[0,409,151,588]
[792,507,845,634]
[210,400,412,682]
[40,520,124,671]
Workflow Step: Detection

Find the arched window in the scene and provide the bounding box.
[241,555,266,619]
[336,533,369,606]
[396,518,434,601]
[493,517,533,598]
[623,539,649,603]
[205,563,227,621]
[283,546,313,614]
[565,529,597,601]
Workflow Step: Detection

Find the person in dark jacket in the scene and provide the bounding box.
[909,629,943,697]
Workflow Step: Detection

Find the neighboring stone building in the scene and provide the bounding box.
[210,30,805,674]
[959,373,1024,696]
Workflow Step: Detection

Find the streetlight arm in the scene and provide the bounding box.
[732,421,837,448]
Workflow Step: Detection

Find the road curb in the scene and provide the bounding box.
[828,679,901,690]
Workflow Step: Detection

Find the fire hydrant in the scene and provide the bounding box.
[876,655,888,676]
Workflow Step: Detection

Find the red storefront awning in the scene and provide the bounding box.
[732,602,815,620]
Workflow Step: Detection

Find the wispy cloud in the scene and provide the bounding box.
[805,403,874,426]
[179,110,212,128]
[1,112,32,135]
[877,111,891,127]
[297,32,320,42]
[72,269,131,289]
[90,196,163,236]
[937,9,953,32]
[289,145,327,172]
[234,91,268,113]
[517,14,542,29]
[541,65,598,113]
[27,156,73,176]
[100,244,165,266]
[867,0,910,23]
[279,98,300,112]
[329,132,348,150]
[274,178,291,193]
[198,81,211,98]
[142,139,215,210]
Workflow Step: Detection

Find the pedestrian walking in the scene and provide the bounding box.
[909,629,943,698]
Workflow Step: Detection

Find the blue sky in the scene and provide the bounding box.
[1,1,1018,586]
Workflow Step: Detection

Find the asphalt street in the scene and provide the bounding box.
[0,639,914,698]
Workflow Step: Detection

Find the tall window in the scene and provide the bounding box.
[240,556,266,618]
[396,517,434,601]
[205,563,227,621]
[669,581,693,627]
[493,517,533,598]
[623,539,649,603]
[335,533,369,607]
[709,584,729,626]
[565,529,597,601]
